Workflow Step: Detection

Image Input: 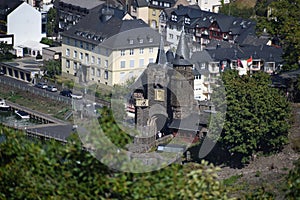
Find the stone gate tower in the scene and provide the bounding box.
[170,29,195,120]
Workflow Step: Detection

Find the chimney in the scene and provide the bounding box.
[100,7,114,22]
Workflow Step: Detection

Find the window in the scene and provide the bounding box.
[152,1,158,5]
[66,37,70,44]
[120,61,125,68]
[177,35,180,40]
[149,48,154,53]
[74,40,77,47]
[66,49,70,57]
[91,56,95,64]
[130,60,134,68]
[154,89,165,101]
[185,17,190,24]
[148,37,153,43]
[97,69,101,77]
[129,49,134,55]
[120,72,125,80]
[139,48,144,54]
[164,2,170,7]
[139,38,143,43]
[129,39,133,44]
[120,50,125,56]
[66,60,70,68]
[149,58,154,63]
[73,50,77,58]
[152,10,156,16]
[104,70,108,79]
[139,59,144,67]
[169,34,174,39]
[105,60,108,68]
[85,53,89,63]
[86,43,89,50]
[80,41,83,48]
[128,71,134,79]
[80,52,83,59]
[171,15,177,21]
[97,57,101,65]
[74,62,77,70]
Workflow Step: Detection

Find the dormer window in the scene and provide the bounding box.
[147,36,153,43]
[171,15,177,21]
[152,1,158,5]
[139,38,143,43]
[164,2,170,7]
[129,39,134,44]
[184,17,190,24]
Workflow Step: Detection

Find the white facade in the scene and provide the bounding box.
[7,2,43,47]
[195,0,230,13]
[166,27,181,51]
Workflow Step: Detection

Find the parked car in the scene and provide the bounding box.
[71,92,83,100]
[35,82,47,89]
[60,89,72,97]
[46,85,58,92]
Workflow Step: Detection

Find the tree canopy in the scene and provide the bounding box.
[0,125,229,199]
[212,70,291,164]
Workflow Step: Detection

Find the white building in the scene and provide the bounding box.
[188,0,230,13]
[8,2,44,46]
[7,2,47,57]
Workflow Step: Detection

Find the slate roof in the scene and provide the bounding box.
[191,50,213,64]
[168,113,202,131]
[133,0,148,7]
[204,45,283,62]
[205,39,235,49]
[62,6,161,49]
[0,0,22,17]
[242,34,270,46]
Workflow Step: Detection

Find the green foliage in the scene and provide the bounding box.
[285,159,300,199]
[264,0,300,69]
[213,70,291,164]
[220,0,300,69]
[40,37,54,46]
[98,107,132,148]
[46,8,57,37]
[0,125,230,199]
[219,1,254,18]
[43,60,61,78]
[223,174,243,186]
[0,42,14,61]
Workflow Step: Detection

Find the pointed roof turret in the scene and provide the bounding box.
[175,26,190,60]
[155,35,167,65]
[173,26,191,66]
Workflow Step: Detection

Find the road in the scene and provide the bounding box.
[0,74,110,107]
